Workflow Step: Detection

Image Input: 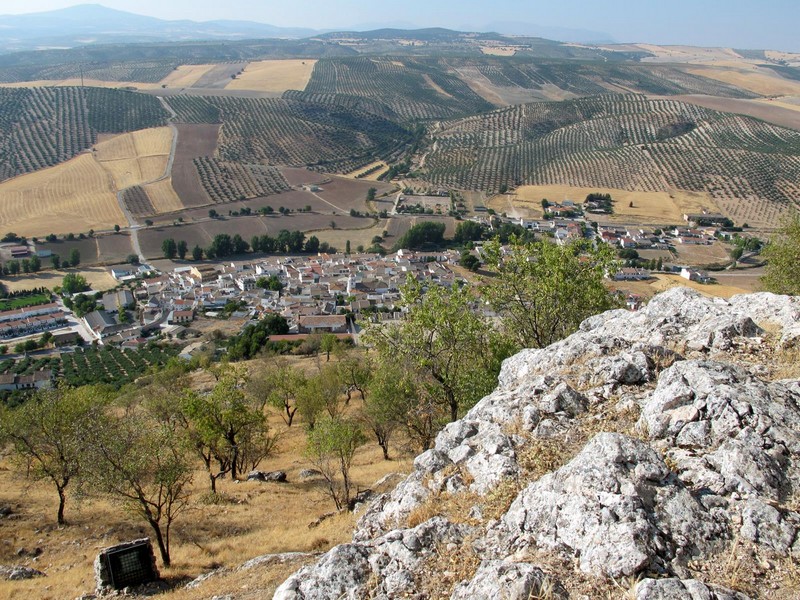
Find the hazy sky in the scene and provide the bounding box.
[1,0,797,51]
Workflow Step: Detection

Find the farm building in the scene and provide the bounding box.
[298,315,348,334]
[0,370,53,391]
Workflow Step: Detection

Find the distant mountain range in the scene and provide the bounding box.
[0,3,614,52]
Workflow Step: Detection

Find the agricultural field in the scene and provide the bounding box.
[192,157,291,203]
[158,64,218,88]
[686,63,800,97]
[169,123,220,207]
[421,95,800,226]
[93,126,172,190]
[505,185,719,226]
[142,179,188,214]
[58,345,178,388]
[0,154,125,238]
[137,213,366,259]
[191,63,249,89]
[344,160,389,180]
[304,57,495,121]
[225,60,317,93]
[0,266,116,293]
[0,87,168,182]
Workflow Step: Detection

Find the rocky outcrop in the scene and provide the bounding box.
[274,288,800,599]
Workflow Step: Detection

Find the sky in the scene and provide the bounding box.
[1,0,797,52]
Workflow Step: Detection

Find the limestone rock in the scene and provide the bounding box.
[451,560,567,600]
[494,433,726,578]
[247,470,287,483]
[635,578,752,599]
[0,565,46,580]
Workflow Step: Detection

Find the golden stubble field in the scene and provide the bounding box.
[0,127,175,237]
[0,354,414,600]
[94,127,172,190]
[225,60,317,93]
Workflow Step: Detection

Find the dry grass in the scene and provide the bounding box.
[480,46,518,56]
[0,266,118,293]
[225,60,317,93]
[144,179,185,213]
[94,127,172,190]
[635,44,742,64]
[422,74,454,98]
[507,185,719,225]
[0,153,125,238]
[159,65,218,89]
[311,219,391,251]
[649,274,750,299]
[415,537,482,600]
[687,65,800,96]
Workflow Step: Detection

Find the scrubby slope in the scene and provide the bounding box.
[275,287,800,599]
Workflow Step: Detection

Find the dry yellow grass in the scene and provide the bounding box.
[635,44,742,63]
[0,353,413,600]
[765,51,800,66]
[480,46,517,56]
[0,267,118,293]
[422,74,453,98]
[93,127,172,190]
[159,64,218,88]
[0,154,125,238]
[687,65,800,96]
[612,274,750,301]
[755,97,800,113]
[144,179,185,213]
[506,185,719,225]
[225,60,317,93]
[344,161,389,181]
[312,220,390,251]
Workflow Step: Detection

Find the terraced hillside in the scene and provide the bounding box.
[166,95,412,173]
[421,94,800,223]
[0,87,168,181]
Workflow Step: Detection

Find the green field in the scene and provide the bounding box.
[0,292,52,311]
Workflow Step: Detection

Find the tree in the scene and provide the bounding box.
[367,187,377,201]
[83,407,193,567]
[359,359,416,459]
[305,416,366,510]
[162,238,177,259]
[265,363,307,426]
[454,220,485,244]
[365,278,511,424]
[51,255,61,270]
[182,366,276,492]
[459,251,480,272]
[69,248,80,267]
[761,212,800,295]
[114,224,121,233]
[61,272,89,294]
[7,260,19,275]
[29,255,40,272]
[393,221,446,250]
[305,235,320,254]
[0,385,108,524]
[192,245,204,261]
[173,240,186,260]
[209,209,218,218]
[482,237,619,350]
[320,333,337,362]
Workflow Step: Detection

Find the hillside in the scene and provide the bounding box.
[270,287,800,599]
[0,87,168,181]
[421,94,800,225]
